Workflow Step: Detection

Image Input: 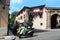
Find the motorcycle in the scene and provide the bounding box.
[16,25,34,38]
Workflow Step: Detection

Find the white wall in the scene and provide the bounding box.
[15,8,47,29]
[15,10,28,23]
[32,8,47,29]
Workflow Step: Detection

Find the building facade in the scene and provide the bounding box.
[15,5,60,29]
[0,0,10,35]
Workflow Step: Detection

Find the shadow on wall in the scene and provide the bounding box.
[34,29,50,33]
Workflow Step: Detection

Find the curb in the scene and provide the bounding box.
[0,36,5,39]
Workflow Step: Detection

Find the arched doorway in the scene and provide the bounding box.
[51,14,59,29]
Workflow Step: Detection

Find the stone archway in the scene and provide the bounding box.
[51,14,59,29]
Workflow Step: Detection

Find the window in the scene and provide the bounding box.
[39,12,43,18]
[24,15,25,18]
[40,23,43,26]
[0,0,6,4]
[0,0,6,9]
[21,16,22,19]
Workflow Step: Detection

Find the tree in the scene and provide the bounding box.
[10,11,18,24]
[28,15,33,27]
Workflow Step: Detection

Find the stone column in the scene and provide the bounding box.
[0,12,1,27]
[46,11,51,29]
[0,5,2,28]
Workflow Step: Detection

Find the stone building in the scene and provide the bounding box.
[0,0,10,35]
[15,5,60,29]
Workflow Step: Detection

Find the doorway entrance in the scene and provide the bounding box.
[51,14,58,29]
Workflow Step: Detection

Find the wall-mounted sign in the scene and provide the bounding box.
[28,11,43,15]
[28,11,43,18]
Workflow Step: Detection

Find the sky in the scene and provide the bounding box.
[9,0,60,14]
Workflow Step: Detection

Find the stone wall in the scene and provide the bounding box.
[0,0,10,36]
[47,9,60,29]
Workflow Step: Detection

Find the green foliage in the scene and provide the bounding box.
[28,15,33,22]
[28,15,33,26]
[10,11,18,23]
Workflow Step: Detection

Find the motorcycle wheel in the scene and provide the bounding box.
[17,33,21,38]
[29,31,33,37]
[19,36,21,38]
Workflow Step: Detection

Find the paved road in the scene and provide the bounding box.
[1,29,60,40]
[15,29,60,40]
